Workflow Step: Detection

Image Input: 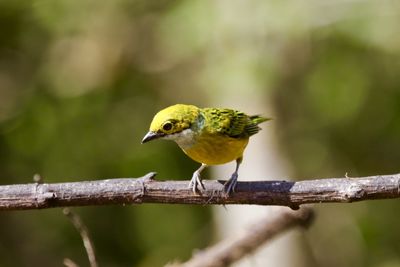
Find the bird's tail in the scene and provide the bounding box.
[246,115,271,136]
[249,115,271,125]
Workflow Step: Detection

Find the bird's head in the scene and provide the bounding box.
[142,104,200,144]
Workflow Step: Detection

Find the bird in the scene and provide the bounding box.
[141,104,270,195]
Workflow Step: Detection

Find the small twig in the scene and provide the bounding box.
[63,208,99,267]
[0,172,399,210]
[33,173,43,184]
[171,207,314,267]
[63,258,80,267]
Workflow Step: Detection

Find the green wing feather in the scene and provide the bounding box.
[202,108,270,138]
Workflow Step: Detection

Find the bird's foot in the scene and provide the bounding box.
[188,171,205,194]
[224,172,238,196]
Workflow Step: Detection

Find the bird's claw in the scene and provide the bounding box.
[188,171,205,193]
[224,172,238,196]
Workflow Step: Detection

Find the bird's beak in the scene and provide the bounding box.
[141,131,165,144]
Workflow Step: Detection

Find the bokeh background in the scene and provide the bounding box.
[1,1,400,266]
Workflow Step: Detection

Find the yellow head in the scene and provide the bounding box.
[142,104,200,143]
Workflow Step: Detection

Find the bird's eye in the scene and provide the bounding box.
[162,122,173,131]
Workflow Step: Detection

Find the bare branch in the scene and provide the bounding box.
[171,207,313,267]
[0,172,399,211]
[63,258,79,267]
[63,208,99,267]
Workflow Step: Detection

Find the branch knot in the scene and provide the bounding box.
[34,184,57,208]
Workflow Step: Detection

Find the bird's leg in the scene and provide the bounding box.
[189,163,207,193]
[224,157,242,195]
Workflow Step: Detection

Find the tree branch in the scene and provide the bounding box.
[0,172,399,211]
[63,208,99,267]
[171,207,314,267]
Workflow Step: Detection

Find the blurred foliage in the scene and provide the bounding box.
[0,0,400,267]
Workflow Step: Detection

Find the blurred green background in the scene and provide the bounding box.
[0,1,400,266]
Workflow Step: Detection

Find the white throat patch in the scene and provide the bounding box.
[163,128,196,149]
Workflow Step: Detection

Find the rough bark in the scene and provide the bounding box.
[0,172,399,211]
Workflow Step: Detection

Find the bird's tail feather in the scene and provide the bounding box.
[249,115,271,125]
[246,115,271,136]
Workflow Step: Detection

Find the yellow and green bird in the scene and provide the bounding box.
[142,104,270,194]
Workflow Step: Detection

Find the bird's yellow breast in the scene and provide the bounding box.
[181,133,249,165]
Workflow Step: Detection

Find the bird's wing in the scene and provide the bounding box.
[202,108,251,138]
